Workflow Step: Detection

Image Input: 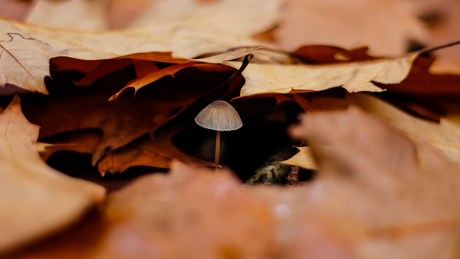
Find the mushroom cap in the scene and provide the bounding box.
[195,100,243,131]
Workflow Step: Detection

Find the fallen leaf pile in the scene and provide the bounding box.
[2,0,460,258]
[7,107,460,259]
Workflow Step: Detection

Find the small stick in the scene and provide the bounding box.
[287,140,304,186]
[287,165,300,186]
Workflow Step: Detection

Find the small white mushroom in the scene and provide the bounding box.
[195,100,242,166]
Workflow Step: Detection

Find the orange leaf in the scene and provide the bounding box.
[109,61,199,101]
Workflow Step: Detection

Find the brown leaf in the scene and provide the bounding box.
[348,93,460,165]
[97,122,216,175]
[69,52,192,87]
[38,130,103,161]
[274,0,428,56]
[22,57,241,166]
[7,163,282,259]
[382,56,460,97]
[109,47,258,101]
[109,61,199,101]
[285,93,460,168]
[12,107,460,257]
[0,18,116,95]
[227,50,421,97]
[291,45,376,64]
[0,95,105,254]
[0,0,280,95]
[290,106,460,258]
[28,50,252,174]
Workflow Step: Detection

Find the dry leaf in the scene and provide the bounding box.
[97,122,216,175]
[37,130,102,161]
[285,93,460,168]
[290,106,460,258]
[109,47,258,101]
[228,51,419,97]
[110,61,199,101]
[0,95,105,254]
[71,52,191,87]
[22,59,240,165]
[0,0,280,95]
[281,146,317,170]
[6,163,281,259]
[25,0,110,31]
[283,45,460,119]
[0,18,115,94]
[12,132,460,259]
[349,93,460,165]
[383,52,460,97]
[274,0,428,56]
[6,161,355,258]
[126,0,282,45]
[27,49,250,173]
[291,45,375,64]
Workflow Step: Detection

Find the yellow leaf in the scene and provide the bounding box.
[281,147,317,170]
[226,52,419,97]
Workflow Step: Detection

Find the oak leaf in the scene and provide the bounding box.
[350,93,460,165]
[289,107,460,258]
[22,58,240,165]
[37,130,102,162]
[284,93,460,169]
[97,120,216,175]
[0,0,280,95]
[383,55,460,97]
[11,125,460,259]
[228,51,420,97]
[0,18,115,94]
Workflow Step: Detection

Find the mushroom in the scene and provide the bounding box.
[195,100,243,166]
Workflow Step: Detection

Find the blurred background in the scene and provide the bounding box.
[1,0,460,73]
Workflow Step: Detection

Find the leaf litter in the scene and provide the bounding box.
[8,107,460,258]
[3,0,460,258]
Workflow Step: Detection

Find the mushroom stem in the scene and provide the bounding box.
[215,131,221,166]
